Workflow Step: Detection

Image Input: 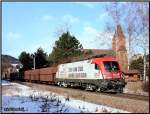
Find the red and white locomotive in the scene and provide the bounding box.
[24,57,126,93]
[55,57,126,93]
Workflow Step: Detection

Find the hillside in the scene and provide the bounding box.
[2,54,21,64]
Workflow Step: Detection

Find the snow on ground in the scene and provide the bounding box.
[1,80,12,86]
[2,80,130,113]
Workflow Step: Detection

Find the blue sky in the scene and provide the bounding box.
[2,2,139,58]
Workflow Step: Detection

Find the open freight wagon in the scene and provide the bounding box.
[24,67,57,84]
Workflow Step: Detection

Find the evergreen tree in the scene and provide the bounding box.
[18,51,33,70]
[34,47,48,69]
[50,31,83,64]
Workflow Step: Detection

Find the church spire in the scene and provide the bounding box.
[116,24,125,39]
[112,24,128,72]
[115,24,127,51]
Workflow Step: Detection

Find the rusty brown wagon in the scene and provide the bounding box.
[30,69,40,82]
[24,67,57,84]
[24,70,32,82]
[39,67,57,84]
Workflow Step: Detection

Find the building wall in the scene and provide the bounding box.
[1,64,22,79]
[112,25,128,72]
[116,51,128,72]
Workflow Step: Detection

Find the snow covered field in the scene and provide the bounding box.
[2,80,130,113]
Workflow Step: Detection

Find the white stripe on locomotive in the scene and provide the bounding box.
[56,59,104,79]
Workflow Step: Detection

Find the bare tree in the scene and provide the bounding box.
[102,3,148,76]
[107,2,149,81]
[54,21,72,38]
[104,2,139,70]
[95,2,128,62]
[105,2,122,27]
[97,29,114,49]
[123,3,138,70]
[134,3,149,81]
[97,2,124,49]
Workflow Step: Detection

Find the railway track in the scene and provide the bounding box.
[111,93,149,101]
[59,86,149,101]
[16,80,149,101]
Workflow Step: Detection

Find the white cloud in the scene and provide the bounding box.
[75,2,98,8]
[77,26,99,49]
[77,26,114,49]
[42,15,53,21]
[62,14,80,24]
[6,32,21,39]
[84,26,98,35]
[29,35,55,55]
[98,12,108,22]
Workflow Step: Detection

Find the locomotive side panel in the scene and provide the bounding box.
[56,60,103,80]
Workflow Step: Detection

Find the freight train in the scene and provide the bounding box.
[23,57,126,93]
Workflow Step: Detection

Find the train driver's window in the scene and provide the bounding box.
[95,64,99,70]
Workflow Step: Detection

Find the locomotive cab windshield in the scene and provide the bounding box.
[103,61,120,72]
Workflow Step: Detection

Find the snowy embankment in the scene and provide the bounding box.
[2,80,130,113]
[1,80,12,86]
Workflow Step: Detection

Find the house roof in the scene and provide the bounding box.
[124,69,141,74]
[81,49,116,57]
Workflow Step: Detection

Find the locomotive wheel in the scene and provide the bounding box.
[100,88,105,92]
[62,82,68,88]
[57,82,62,86]
[96,87,105,92]
[85,84,92,91]
[118,87,123,93]
[96,87,101,92]
[85,84,96,91]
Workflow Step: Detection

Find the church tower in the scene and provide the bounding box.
[112,33,116,51]
[112,24,128,72]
